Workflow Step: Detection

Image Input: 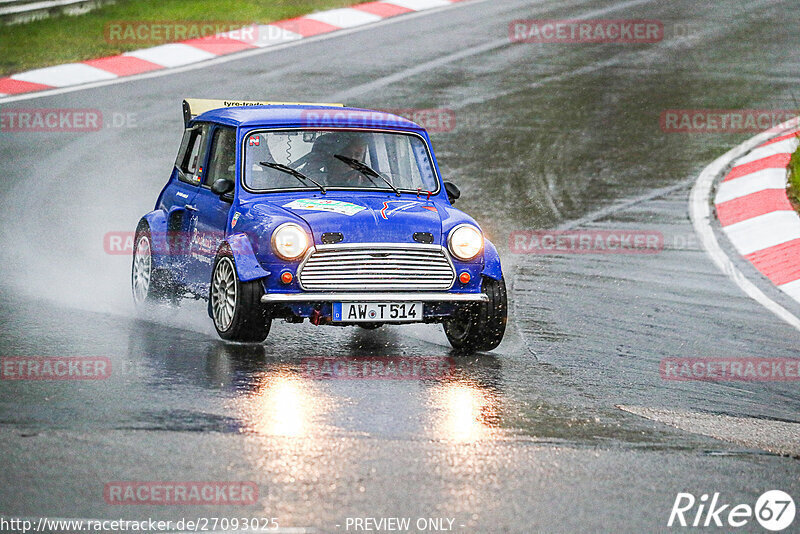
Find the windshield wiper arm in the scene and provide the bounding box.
[260,161,326,194]
[334,154,401,197]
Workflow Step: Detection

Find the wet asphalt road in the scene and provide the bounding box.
[1,0,800,532]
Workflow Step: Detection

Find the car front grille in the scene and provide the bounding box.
[297,244,456,291]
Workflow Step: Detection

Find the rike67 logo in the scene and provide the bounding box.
[669,491,795,531]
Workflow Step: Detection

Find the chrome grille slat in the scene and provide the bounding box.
[302,276,454,281]
[301,273,455,279]
[302,266,454,273]
[302,260,451,269]
[303,254,444,262]
[298,244,456,291]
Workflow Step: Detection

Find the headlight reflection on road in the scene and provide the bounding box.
[247,373,310,437]
[434,381,500,442]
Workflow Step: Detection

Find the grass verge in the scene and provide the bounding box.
[0,0,357,77]
[787,139,800,211]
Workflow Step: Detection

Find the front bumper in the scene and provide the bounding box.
[261,292,488,303]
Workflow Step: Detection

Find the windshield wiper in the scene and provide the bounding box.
[260,161,326,194]
[334,155,401,197]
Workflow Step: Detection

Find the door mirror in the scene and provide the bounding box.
[444,182,461,204]
[211,178,234,196]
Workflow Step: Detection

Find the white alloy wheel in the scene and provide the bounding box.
[212,256,237,331]
[132,235,152,305]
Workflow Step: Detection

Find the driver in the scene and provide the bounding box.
[327,136,370,186]
[302,133,371,187]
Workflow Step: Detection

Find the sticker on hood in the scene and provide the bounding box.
[283,199,367,216]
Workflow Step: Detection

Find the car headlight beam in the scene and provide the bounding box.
[271,223,309,261]
[448,224,483,261]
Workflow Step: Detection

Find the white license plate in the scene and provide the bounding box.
[333,302,422,323]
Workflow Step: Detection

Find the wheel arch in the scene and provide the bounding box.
[225,233,271,282]
[481,238,503,281]
[137,211,169,270]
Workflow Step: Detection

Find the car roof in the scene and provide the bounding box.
[192,105,426,132]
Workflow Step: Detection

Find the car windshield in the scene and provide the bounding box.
[243,130,439,193]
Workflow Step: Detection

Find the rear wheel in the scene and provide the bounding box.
[211,245,270,343]
[443,276,507,352]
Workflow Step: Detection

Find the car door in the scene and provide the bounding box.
[185,125,237,293]
[158,123,209,284]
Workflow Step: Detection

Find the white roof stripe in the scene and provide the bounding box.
[303,8,383,28]
[723,211,800,256]
[11,63,117,87]
[714,168,788,204]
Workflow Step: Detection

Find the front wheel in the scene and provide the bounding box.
[211,245,271,343]
[132,226,173,306]
[443,276,507,352]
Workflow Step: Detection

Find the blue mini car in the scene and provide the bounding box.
[132,99,507,351]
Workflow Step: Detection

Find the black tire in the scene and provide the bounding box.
[210,244,270,343]
[131,225,174,306]
[443,276,507,352]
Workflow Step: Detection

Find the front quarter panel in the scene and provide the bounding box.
[482,239,503,281]
[438,204,504,282]
[227,233,270,282]
[226,200,313,284]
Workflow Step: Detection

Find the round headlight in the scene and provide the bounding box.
[271,223,309,261]
[448,224,483,261]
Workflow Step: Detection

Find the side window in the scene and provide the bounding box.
[175,124,209,185]
[205,126,237,187]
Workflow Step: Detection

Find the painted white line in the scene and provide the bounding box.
[714,167,787,203]
[387,0,453,9]
[303,8,383,27]
[733,137,799,166]
[618,406,800,457]
[0,0,488,104]
[124,43,217,67]
[723,211,800,255]
[11,63,117,87]
[689,116,800,332]
[330,0,658,102]
[249,25,304,47]
[329,0,652,102]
